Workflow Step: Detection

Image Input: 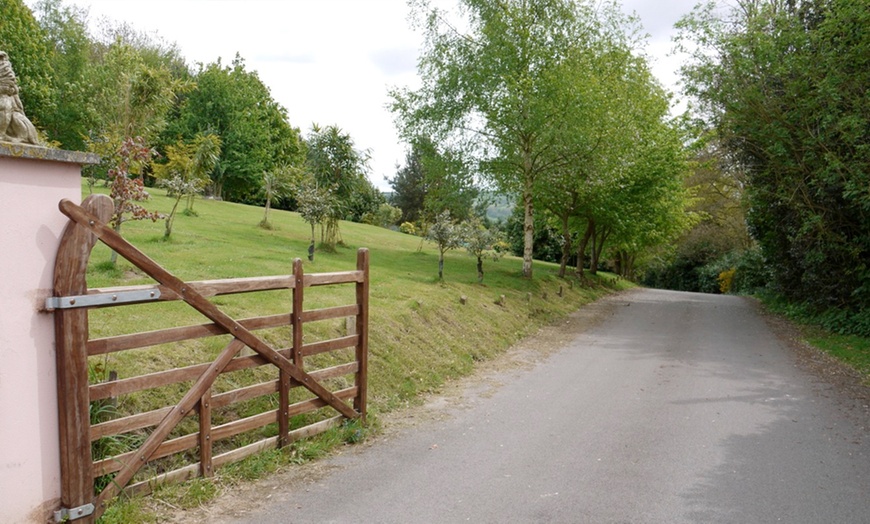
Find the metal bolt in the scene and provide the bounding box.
[112,295,118,301]
[88,220,94,226]
[69,299,76,305]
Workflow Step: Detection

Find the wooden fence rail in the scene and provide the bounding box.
[50,194,368,522]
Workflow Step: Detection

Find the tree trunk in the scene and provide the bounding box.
[558,212,571,278]
[165,195,182,239]
[110,221,122,265]
[575,219,594,277]
[522,188,534,279]
[263,198,272,225]
[590,225,610,276]
[477,256,484,283]
[438,252,445,280]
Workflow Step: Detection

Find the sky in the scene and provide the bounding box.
[44,0,700,190]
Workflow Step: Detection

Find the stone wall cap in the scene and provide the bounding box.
[0,142,99,165]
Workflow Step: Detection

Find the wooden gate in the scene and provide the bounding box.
[49,194,368,522]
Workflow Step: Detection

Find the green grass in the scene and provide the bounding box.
[805,331,870,379]
[757,293,870,384]
[79,181,631,521]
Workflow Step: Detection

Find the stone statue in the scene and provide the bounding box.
[0,51,39,145]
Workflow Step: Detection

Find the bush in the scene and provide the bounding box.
[361,203,403,228]
[731,246,770,294]
[399,222,417,235]
[719,268,736,294]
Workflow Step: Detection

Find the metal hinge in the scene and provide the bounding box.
[53,503,95,522]
[45,289,161,311]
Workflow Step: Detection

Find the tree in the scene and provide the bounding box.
[362,203,403,228]
[427,210,463,281]
[0,0,54,134]
[86,36,183,170]
[258,164,300,229]
[108,136,163,262]
[388,143,427,223]
[392,0,639,279]
[152,133,221,238]
[297,180,337,249]
[305,124,371,249]
[461,216,503,283]
[31,0,95,151]
[389,136,479,227]
[158,174,201,240]
[677,0,870,321]
[185,133,222,212]
[166,55,303,201]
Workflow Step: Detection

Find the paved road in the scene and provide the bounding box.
[224,289,870,523]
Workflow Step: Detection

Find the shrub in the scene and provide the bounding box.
[718,268,736,294]
[399,222,417,235]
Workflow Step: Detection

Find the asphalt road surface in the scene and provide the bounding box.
[221,289,870,523]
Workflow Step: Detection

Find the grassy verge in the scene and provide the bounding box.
[757,293,870,383]
[79,181,632,522]
[803,331,870,379]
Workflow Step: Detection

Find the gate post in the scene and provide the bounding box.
[0,144,98,523]
[53,194,113,523]
[354,248,369,420]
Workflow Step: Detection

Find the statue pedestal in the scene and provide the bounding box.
[0,143,98,523]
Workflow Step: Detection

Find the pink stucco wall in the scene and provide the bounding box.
[0,149,91,522]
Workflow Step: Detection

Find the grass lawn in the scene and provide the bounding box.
[77,181,631,521]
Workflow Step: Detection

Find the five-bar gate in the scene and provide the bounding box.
[49,194,369,522]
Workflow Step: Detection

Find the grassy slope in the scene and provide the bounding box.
[80,181,630,519]
[83,182,629,412]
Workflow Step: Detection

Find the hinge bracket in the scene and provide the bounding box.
[45,289,161,310]
[53,503,95,522]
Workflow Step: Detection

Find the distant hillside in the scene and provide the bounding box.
[382,189,513,223]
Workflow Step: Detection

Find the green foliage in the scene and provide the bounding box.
[165,55,303,202]
[30,0,94,150]
[399,222,417,235]
[427,210,464,280]
[504,203,563,265]
[387,143,427,223]
[730,246,770,294]
[153,133,221,237]
[677,0,870,315]
[85,37,183,166]
[461,216,504,283]
[394,0,688,279]
[362,203,403,229]
[304,124,379,245]
[393,0,605,278]
[0,0,54,131]
[296,180,337,244]
[346,176,385,224]
[258,164,300,228]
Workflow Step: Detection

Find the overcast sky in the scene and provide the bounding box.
[47,0,700,190]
